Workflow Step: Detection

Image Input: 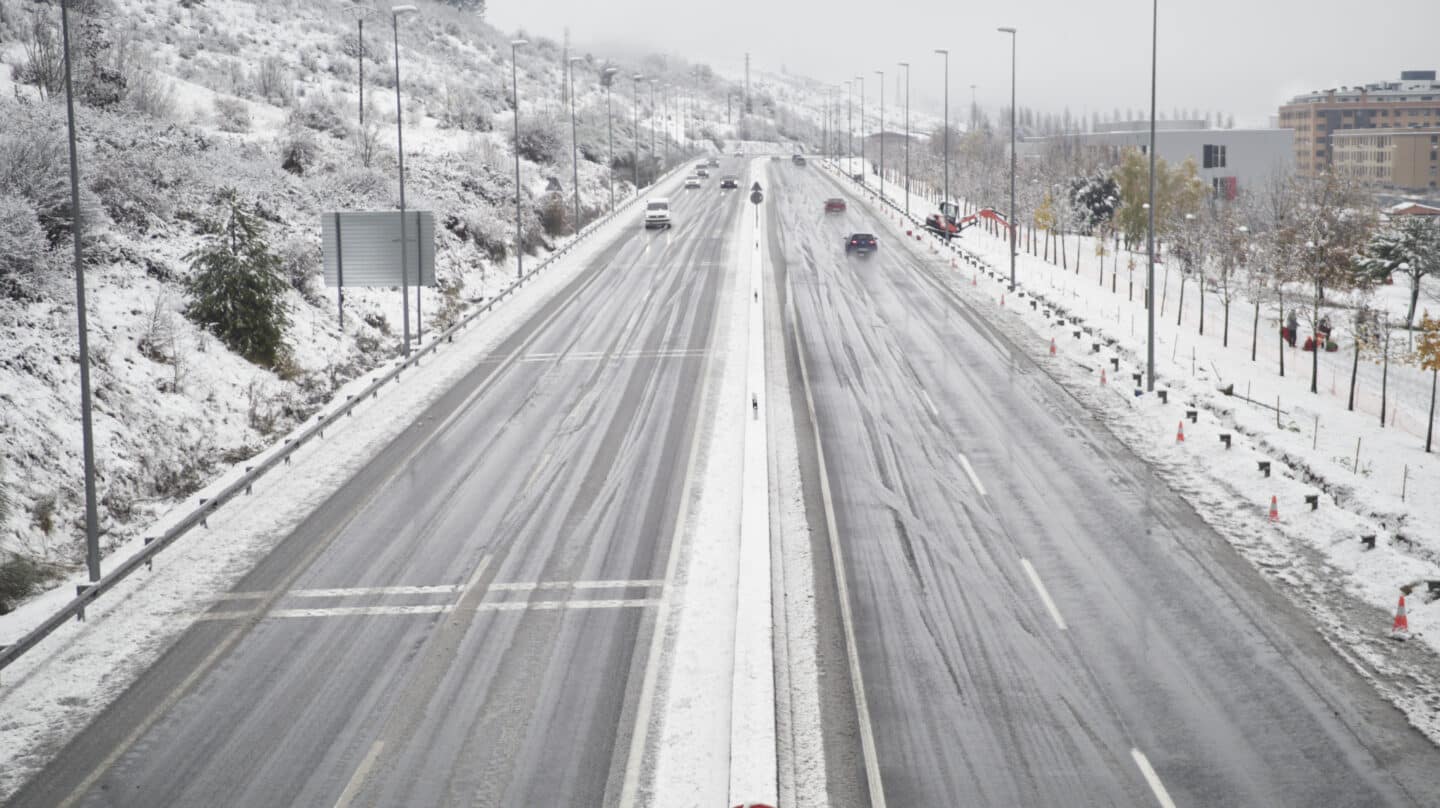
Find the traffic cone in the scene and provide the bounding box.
[1268,495,1279,521]
[1175,421,1185,443]
[1000,294,1005,307]
[1101,369,1107,386]
[1049,338,1056,356]
[1392,594,1410,640]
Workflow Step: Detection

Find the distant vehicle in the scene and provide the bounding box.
[792,154,807,166]
[645,198,672,229]
[684,176,701,189]
[733,150,743,157]
[696,168,710,178]
[845,233,878,256]
[696,162,709,171]
[824,198,846,214]
[707,157,721,167]
[720,176,739,190]
[851,172,864,182]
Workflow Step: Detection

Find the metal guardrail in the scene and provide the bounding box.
[0,164,689,673]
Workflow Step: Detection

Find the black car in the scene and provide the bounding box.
[792,154,807,166]
[719,176,739,190]
[845,233,878,256]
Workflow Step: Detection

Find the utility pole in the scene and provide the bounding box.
[875,69,884,202]
[899,62,910,217]
[1146,0,1159,392]
[745,53,751,114]
[935,49,949,210]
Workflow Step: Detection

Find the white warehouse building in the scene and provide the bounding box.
[1021,125,1296,199]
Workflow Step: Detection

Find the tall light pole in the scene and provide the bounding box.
[567,56,582,235]
[875,69,885,202]
[393,5,418,353]
[510,38,528,281]
[845,80,853,167]
[854,74,865,188]
[343,3,375,129]
[969,84,978,129]
[604,67,618,210]
[899,61,910,217]
[935,49,949,210]
[998,27,1017,291]
[632,73,643,188]
[1146,0,1159,392]
[649,79,657,172]
[60,0,100,582]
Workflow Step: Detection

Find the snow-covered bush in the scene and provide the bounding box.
[513,113,562,164]
[214,96,251,132]
[276,235,324,306]
[447,204,511,261]
[279,122,320,175]
[0,196,49,300]
[253,55,291,106]
[0,554,59,616]
[538,194,570,236]
[437,82,493,131]
[290,92,347,138]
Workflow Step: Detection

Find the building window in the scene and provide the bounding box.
[1203,144,1228,169]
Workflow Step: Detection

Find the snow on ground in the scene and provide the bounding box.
[828,161,1440,743]
[0,168,687,801]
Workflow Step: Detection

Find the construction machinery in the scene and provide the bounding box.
[924,201,1013,241]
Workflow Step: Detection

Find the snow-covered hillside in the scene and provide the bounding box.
[0,0,816,610]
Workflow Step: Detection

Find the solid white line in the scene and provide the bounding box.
[269,605,454,618]
[1020,559,1068,631]
[488,579,664,592]
[1131,748,1179,808]
[332,740,384,808]
[957,453,988,497]
[920,389,939,417]
[290,585,461,598]
[480,598,662,612]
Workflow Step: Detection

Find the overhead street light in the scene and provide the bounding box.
[511,38,528,280]
[854,74,865,188]
[898,61,910,217]
[604,66,619,210]
[568,56,582,235]
[998,27,1017,291]
[393,4,419,352]
[1146,0,1159,392]
[632,73,644,189]
[935,48,949,211]
[875,69,885,203]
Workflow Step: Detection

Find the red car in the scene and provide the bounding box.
[824,198,846,214]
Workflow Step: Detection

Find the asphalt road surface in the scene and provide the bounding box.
[770,163,1440,808]
[8,164,745,808]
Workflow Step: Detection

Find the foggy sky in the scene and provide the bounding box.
[489,0,1440,129]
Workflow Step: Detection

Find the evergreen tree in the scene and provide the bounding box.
[185,190,290,368]
[1356,215,1440,332]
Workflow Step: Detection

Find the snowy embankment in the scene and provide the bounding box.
[0,167,687,800]
[827,161,1440,743]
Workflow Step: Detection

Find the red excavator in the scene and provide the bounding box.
[924,201,1013,241]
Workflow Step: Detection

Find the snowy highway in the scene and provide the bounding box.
[5,164,745,808]
[769,163,1440,807]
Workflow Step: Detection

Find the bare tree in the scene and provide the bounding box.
[19,11,63,101]
[1292,170,1374,394]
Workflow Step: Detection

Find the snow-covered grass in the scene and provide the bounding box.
[831,161,1440,743]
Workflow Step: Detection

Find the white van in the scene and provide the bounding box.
[644,198,672,229]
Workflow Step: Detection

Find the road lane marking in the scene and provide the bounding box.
[1131,748,1179,808]
[920,389,939,417]
[332,740,384,808]
[1020,559,1068,631]
[463,554,494,593]
[479,598,662,612]
[488,579,664,592]
[270,605,455,618]
[957,452,988,497]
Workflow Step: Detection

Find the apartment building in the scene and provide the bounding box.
[1331,128,1440,191]
[1279,70,1440,177]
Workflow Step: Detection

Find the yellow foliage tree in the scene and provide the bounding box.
[1418,311,1440,452]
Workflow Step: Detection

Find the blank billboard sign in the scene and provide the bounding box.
[322,211,436,288]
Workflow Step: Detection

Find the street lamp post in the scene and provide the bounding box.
[845,80,853,168]
[998,27,1017,290]
[568,56,582,235]
[935,48,949,210]
[604,67,618,210]
[855,75,865,188]
[649,79,657,172]
[875,69,885,203]
[393,5,418,353]
[899,61,910,217]
[632,74,643,188]
[60,0,100,582]
[1146,0,1159,391]
[511,38,528,280]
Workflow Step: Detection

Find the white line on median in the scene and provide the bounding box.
[1020,559,1068,631]
[332,740,384,808]
[479,598,662,612]
[488,579,664,592]
[957,453,988,497]
[1131,748,1179,808]
[270,605,455,619]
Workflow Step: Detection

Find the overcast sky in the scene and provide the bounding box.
[489,0,1440,129]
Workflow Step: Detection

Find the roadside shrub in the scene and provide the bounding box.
[538,195,570,236]
[290,92,347,137]
[279,122,319,175]
[0,196,49,299]
[214,96,251,133]
[513,114,562,164]
[0,554,58,615]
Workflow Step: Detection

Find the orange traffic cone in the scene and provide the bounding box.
[1049,338,1057,356]
[1268,496,1279,521]
[1000,294,1005,307]
[1392,595,1410,640]
[1176,421,1185,443]
[1101,369,1107,386]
